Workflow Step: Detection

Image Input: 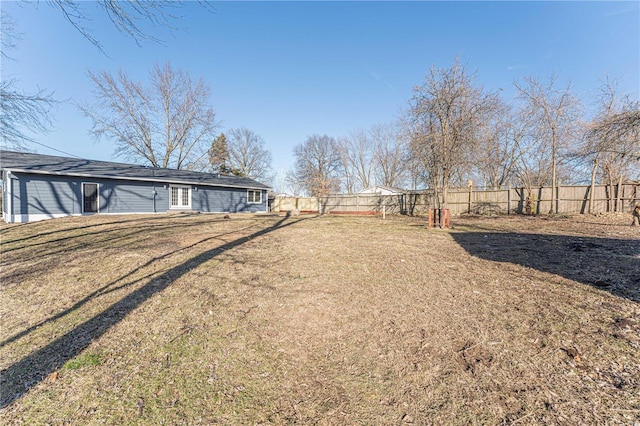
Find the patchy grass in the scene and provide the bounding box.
[63,354,103,370]
[1,212,639,424]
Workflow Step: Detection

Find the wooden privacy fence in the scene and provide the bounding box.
[272,183,639,216]
[272,196,319,213]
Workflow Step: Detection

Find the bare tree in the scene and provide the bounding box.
[515,74,581,213]
[285,168,307,197]
[81,62,218,169]
[291,134,342,197]
[337,129,374,192]
[1,2,212,149]
[337,123,408,192]
[512,133,553,214]
[371,123,408,189]
[225,128,274,183]
[580,78,640,212]
[337,137,356,194]
[595,109,640,212]
[472,102,528,189]
[408,58,495,209]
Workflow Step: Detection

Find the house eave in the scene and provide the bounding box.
[3,167,271,191]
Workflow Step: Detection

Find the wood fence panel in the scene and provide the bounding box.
[273,197,318,212]
[319,195,341,214]
[274,183,639,216]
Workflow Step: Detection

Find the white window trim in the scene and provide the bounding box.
[5,171,13,222]
[82,182,100,214]
[169,185,192,209]
[247,189,262,204]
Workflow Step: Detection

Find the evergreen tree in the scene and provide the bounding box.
[209,133,232,174]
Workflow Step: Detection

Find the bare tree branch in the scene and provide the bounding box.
[0,11,60,150]
[1,2,213,149]
[337,129,374,192]
[225,128,274,183]
[472,101,529,189]
[514,74,581,213]
[370,123,408,189]
[0,79,59,150]
[47,0,214,55]
[291,134,342,197]
[80,62,219,170]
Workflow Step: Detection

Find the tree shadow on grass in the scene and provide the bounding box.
[0,222,261,349]
[0,214,171,245]
[451,230,640,303]
[0,216,305,408]
[1,214,252,254]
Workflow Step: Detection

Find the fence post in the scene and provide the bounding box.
[507,185,511,215]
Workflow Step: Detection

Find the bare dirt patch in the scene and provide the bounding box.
[1,213,638,424]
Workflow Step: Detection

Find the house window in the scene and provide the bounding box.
[247,190,262,204]
[170,185,191,209]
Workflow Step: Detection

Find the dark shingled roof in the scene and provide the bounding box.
[0,150,270,190]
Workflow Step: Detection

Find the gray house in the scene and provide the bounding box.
[0,150,270,223]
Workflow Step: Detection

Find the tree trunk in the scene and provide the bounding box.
[615,175,623,212]
[606,168,613,212]
[588,156,599,214]
[442,185,448,211]
[550,133,557,214]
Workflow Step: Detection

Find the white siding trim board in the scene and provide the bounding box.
[6,171,13,223]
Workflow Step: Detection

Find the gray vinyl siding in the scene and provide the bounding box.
[16,174,81,215]
[99,181,168,213]
[192,187,267,213]
[8,172,265,219]
[12,173,171,215]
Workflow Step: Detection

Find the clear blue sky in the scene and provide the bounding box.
[2,1,639,187]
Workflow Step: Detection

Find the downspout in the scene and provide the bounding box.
[153,184,157,213]
[152,169,157,213]
[6,171,13,223]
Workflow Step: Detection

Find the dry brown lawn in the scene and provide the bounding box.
[0,212,639,425]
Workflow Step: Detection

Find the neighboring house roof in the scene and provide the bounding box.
[0,150,270,190]
[359,185,405,195]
